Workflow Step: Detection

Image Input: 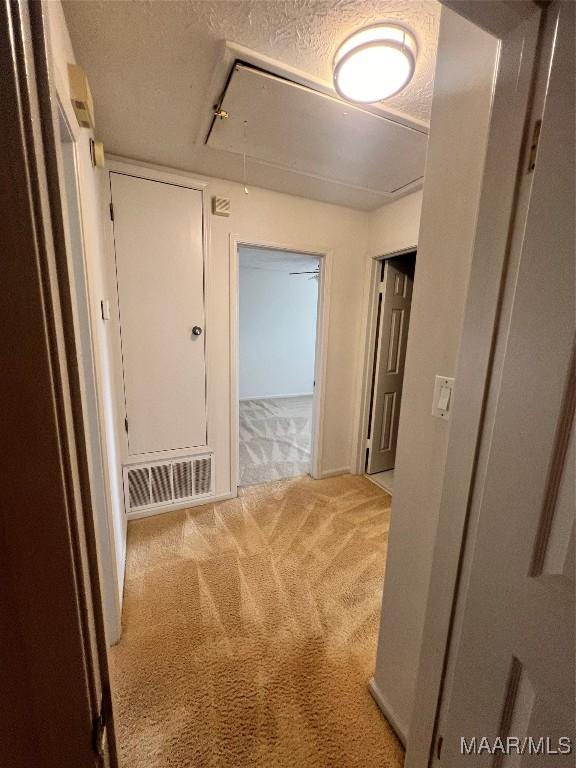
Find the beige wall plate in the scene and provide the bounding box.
[68,62,95,129]
[90,139,105,168]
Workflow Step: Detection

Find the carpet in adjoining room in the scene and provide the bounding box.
[239,395,313,486]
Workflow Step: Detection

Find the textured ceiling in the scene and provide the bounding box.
[62,0,440,210]
[239,247,319,272]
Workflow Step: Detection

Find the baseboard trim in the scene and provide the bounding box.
[239,393,314,401]
[317,467,351,479]
[368,677,408,747]
[126,491,236,521]
[365,473,394,494]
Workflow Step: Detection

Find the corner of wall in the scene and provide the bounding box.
[47,0,127,642]
[367,190,423,258]
[370,7,499,739]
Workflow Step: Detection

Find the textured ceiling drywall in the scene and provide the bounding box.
[62,0,440,210]
[192,0,439,124]
[239,247,319,272]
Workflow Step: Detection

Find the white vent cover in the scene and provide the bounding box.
[212,196,231,216]
[124,453,214,514]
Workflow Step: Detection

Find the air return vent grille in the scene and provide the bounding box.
[128,467,149,510]
[151,463,172,504]
[194,457,212,495]
[173,460,194,500]
[124,453,214,515]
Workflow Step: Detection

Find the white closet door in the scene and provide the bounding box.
[110,172,206,456]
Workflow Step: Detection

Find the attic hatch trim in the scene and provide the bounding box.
[204,59,429,146]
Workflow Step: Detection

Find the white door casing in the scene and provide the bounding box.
[367,256,414,474]
[229,235,332,491]
[110,172,207,456]
[58,115,122,645]
[434,2,575,764]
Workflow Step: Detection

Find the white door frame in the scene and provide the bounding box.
[229,235,332,493]
[405,1,544,764]
[418,3,573,763]
[353,246,417,476]
[55,98,123,644]
[2,1,118,758]
[102,156,210,467]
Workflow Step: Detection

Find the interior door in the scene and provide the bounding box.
[367,255,414,474]
[436,2,574,764]
[110,173,206,456]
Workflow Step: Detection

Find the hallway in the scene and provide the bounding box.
[110,475,402,768]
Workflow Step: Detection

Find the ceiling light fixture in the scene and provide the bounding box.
[333,24,417,104]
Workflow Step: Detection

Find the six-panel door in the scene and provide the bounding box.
[367,256,414,474]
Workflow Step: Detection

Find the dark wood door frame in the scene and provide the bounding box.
[0,1,117,765]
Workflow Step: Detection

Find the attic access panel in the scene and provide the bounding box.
[207,63,428,196]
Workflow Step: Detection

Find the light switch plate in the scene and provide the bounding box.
[432,375,455,420]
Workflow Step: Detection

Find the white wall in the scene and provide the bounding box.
[47,2,126,642]
[349,189,423,474]
[370,7,498,741]
[208,180,369,484]
[101,154,370,493]
[369,190,423,257]
[239,254,318,399]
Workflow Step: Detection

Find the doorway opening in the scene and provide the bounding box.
[364,250,416,495]
[237,245,322,487]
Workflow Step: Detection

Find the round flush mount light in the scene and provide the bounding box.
[333,24,417,104]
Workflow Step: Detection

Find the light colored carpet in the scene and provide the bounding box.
[239,396,313,486]
[110,474,403,768]
[367,470,395,495]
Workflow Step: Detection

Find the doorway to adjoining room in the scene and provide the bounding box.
[238,246,320,486]
[365,251,416,495]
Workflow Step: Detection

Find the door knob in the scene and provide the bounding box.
[192,326,203,336]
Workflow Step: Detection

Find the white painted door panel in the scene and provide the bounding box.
[208,64,427,197]
[437,3,574,764]
[111,173,206,455]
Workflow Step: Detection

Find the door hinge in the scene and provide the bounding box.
[124,416,129,434]
[109,201,114,221]
[366,437,372,449]
[92,693,109,760]
[527,119,542,173]
[436,735,444,761]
